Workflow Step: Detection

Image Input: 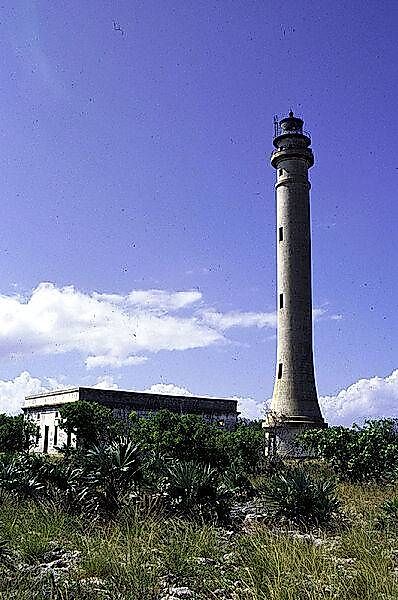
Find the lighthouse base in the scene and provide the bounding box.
[263,417,327,458]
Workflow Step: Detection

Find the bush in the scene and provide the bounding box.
[0,454,46,501]
[128,410,226,468]
[259,467,339,527]
[59,400,122,449]
[73,438,143,520]
[128,410,265,479]
[160,460,233,523]
[0,414,37,453]
[375,497,398,531]
[218,419,264,475]
[299,419,398,482]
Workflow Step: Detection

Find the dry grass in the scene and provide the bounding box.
[0,483,397,599]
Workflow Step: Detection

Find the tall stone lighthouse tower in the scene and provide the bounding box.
[265,112,326,455]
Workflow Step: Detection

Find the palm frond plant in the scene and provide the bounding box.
[160,460,233,523]
[259,466,339,527]
[74,437,143,520]
[0,454,46,502]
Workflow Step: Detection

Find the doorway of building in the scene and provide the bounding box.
[43,425,49,453]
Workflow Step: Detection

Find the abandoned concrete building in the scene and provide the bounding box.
[23,387,239,454]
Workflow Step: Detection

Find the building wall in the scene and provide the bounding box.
[23,388,238,454]
[24,390,79,454]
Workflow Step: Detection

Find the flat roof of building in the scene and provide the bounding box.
[23,387,238,414]
[25,386,234,403]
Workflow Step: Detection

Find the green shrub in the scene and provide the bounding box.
[59,400,123,449]
[128,411,265,477]
[218,419,265,475]
[375,497,398,531]
[128,410,225,467]
[0,454,46,501]
[299,419,398,483]
[0,414,37,452]
[74,438,143,520]
[160,460,233,523]
[259,467,339,527]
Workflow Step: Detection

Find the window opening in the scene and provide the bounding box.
[279,227,283,241]
[54,425,58,447]
[279,293,284,309]
[278,363,283,379]
[279,168,283,176]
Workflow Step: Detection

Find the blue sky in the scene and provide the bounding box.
[0,0,397,423]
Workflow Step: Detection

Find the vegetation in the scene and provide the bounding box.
[0,414,36,453]
[258,466,340,527]
[299,418,398,482]
[0,412,397,598]
[59,400,122,448]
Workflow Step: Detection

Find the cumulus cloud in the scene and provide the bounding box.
[144,383,266,420]
[235,396,266,420]
[0,283,222,369]
[0,371,122,415]
[143,383,194,396]
[0,371,65,415]
[237,370,398,425]
[1,368,397,426]
[320,369,398,427]
[0,282,342,370]
[92,375,119,390]
[142,370,398,426]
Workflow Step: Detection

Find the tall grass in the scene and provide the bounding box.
[0,485,397,599]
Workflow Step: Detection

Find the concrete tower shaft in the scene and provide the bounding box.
[270,112,325,429]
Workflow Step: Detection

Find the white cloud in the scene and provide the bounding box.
[0,371,121,415]
[126,290,202,311]
[0,283,221,369]
[143,383,194,396]
[201,310,277,331]
[92,375,119,390]
[0,371,65,415]
[2,367,397,427]
[235,396,265,420]
[320,369,398,427]
[0,282,342,371]
[201,306,341,332]
[143,383,266,421]
[142,369,398,426]
[85,355,148,369]
[313,307,343,322]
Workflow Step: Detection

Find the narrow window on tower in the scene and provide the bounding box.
[53,425,58,447]
[279,293,284,309]
[278,363,283,379]
[279,226,283,241]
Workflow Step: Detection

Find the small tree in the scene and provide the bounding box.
[59,400,121,449]
[218,419,264,474]
[128,410,225,467]
[0,414,37,453]
[299,418,398,482]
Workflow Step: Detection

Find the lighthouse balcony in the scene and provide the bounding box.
[270,146,314,168]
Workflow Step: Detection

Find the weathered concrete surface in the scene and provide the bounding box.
[265,113,327,454]
[23,387,238,454]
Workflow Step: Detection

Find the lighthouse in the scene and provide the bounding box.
[265,112,327,455]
